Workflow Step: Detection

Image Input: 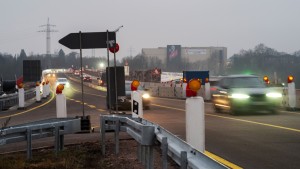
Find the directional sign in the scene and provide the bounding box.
[59,32,116,49]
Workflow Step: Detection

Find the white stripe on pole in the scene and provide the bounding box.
[186,96,205,152]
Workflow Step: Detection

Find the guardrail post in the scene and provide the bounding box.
[115,119,120,154]
[180,151,187,169]
[59,134,64,151]
[137,143,142,162]
[100,116,106,155]
[26,128,32,160]
[54,126,60,155]
[161,137,168,169]
[145,146,154,169]
[142,145,146,165]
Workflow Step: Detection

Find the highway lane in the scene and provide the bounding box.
[2,74,300,169]
[147,97,300,169]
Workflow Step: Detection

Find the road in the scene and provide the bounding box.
[1,73,300,169]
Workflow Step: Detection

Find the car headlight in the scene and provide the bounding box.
[66,82,70,87]
[266,92,282,98]
[142,93,150,99]
[229,93,250,99]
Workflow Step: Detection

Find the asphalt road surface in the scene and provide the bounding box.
[1,73,300,169]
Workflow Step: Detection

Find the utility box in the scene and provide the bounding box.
[106,66,125,109]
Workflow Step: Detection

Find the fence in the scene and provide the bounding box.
[0,118,81,159]
[0,88,36,111]
[100,115,228,169]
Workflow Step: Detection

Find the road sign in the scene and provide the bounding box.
[58,32,116,49]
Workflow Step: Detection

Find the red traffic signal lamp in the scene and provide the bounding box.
[287,75,294,83]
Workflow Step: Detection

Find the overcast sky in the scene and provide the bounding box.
[0,0,299,60]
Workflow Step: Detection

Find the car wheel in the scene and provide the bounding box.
[214,104,222,113]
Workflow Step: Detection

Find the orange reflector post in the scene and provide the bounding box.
[288,75,294,83]
[189,79,201,92]
[56,84,64,94]
[131,80,140,91]
[17,83,24,89]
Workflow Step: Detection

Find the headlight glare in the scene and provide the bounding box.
[142,93,150,99]
[266,92,282,98]
[229,93,250,99]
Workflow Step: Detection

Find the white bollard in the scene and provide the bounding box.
[186,96,205,152]
[288,82,296,108]
[42,84,47,98]
[182,83,187,98]
[36,86,41,102]
[56,94,67,118]
[18,88,25,108]
[46,83,50,96]
[205,82,211,101]
[131,91,143,118]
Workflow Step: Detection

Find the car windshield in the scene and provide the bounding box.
[224,77,265,88]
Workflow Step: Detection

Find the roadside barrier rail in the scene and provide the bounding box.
[0,88,36,111]
[0,118,81,159]
[100,115,228,169]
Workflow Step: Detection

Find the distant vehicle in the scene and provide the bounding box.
[211,75,282,115]
[74,71,80,76]
[117,81,151,110]
[97,73,106,86]
[83,75,92,82]
[56,78,70,88]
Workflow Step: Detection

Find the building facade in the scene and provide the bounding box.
[141,45,227,75]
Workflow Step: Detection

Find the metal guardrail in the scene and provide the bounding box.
[0,88,36,111]
[100,115,228,169]
[0,118,81,159]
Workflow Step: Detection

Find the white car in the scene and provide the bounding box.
[56,78,70,88]
[212,75,282,115]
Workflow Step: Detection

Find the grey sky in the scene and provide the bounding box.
[0,0,299,60]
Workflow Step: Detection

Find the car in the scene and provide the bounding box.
[117,81,151,110]
[97,73,106,86]
[83,75,92,82]
[56,78,70,88]
[211,75,282,115]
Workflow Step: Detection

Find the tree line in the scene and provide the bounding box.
[1,44,300,87]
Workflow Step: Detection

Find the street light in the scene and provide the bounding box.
[99,62,105,69]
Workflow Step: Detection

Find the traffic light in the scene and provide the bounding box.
[287,75,294,83]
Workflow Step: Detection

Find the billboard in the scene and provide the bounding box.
[167,45,181,71]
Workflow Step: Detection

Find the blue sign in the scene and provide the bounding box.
[183,71,209,84]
